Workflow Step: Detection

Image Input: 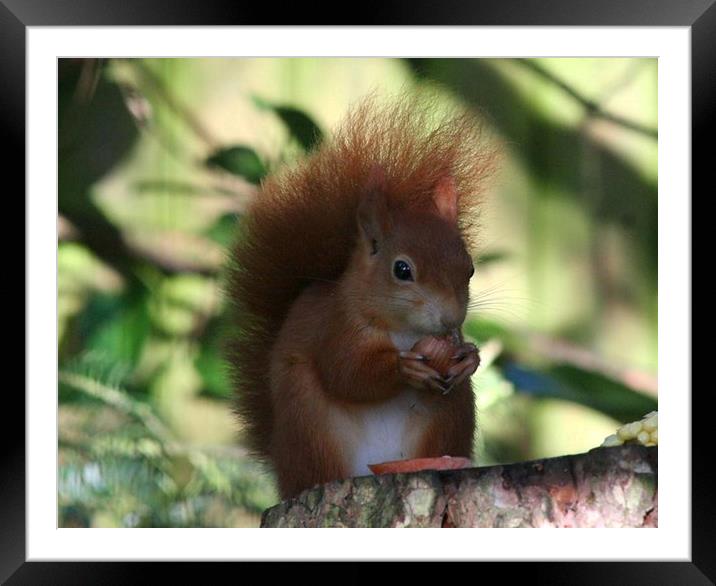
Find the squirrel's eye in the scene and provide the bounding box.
[393,260,413,281]
[469,265,475,278]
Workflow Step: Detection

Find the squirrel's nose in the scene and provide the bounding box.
[439,300,466,334]
[440,315,461,334]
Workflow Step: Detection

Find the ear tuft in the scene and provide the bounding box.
[433,175,459,225]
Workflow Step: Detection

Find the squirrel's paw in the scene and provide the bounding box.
[399,351,451,394]
[442,343,480,393]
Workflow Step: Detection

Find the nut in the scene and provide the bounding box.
[412,335,459,377]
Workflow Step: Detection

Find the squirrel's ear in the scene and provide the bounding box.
[357,186,390,255]
[432,175,459,225]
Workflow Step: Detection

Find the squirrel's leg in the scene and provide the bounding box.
[416,380,476,458]
[269,361,348,499]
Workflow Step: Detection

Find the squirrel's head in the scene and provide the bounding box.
[351,173,474,336]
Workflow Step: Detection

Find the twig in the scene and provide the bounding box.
[59,205,221,278]
[59,371,179,450]
[524,332,658,395]
[514,59,658,139]
[73,59,103,104]
[59,372,249,488]
[596,59,652,105]
[129,59,220,151]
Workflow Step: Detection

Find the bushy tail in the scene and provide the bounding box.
[226,94,497,458]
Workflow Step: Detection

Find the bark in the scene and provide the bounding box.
[260,445,657,528]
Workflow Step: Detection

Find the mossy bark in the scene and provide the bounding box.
[260,445,657,528]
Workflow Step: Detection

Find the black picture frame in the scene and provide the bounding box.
[7,1,707,582]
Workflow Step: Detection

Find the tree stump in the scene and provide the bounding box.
[260,445,657,528]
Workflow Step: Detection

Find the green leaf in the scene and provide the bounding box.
[464,317,514,346]
[81,288,151,371]
[196,344,231,399]
[204,214,241,248]
[252,96,323,151]
[476,250,512,266]
[272,106,323,151]
[502,361,657,423]
[206,146,267,184]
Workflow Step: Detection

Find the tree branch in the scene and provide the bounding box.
[261,445,657,528]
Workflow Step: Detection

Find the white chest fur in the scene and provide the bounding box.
[328,390,430,477]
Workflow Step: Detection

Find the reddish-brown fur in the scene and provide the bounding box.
[226,95,496,498]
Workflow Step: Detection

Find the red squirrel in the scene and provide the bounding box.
[227,97,497,499]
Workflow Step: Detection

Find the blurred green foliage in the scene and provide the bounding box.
[58,57,657,527]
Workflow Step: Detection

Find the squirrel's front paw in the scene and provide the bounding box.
[398,351,451,394]
[443,343,480,390]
